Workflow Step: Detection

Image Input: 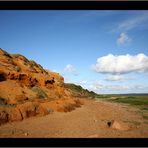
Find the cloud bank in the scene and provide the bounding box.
[104,75,127,81]
[88,82,148,94]
[92,53,148,74]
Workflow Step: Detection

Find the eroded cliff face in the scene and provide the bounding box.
[0,48,83,125]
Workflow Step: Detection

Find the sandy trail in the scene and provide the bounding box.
[0,99,148,138]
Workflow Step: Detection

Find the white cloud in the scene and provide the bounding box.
[63,64,79,76]
[92,53,148,74]
[105,85,130,91]
[104,75,135,81]
[107,84,148,92]
[104,75,125,81]
[88,83,130,94]
[88,82,148,94]
[117,32,131,45]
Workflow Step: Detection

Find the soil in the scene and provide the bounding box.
[0,98,148,138]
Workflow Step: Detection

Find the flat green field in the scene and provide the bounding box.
[97,95,148,110]
[111,96,148,106]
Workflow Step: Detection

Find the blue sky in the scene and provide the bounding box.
[0,10,148,94]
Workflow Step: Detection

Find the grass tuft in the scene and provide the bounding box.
[31,86,48,99]
[143,115,148,120]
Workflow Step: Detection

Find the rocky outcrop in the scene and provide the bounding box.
[0,101,49,125]
[0,70,63,88]
[0,48,83,126]
[0,98,83,126]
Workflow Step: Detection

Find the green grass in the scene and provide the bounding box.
[29,60,48,74]
[143,108,148,111]
[11,54,29,62]
[30,86,55,100]
[0,97,16,108]
[143,115,148,120]
[31,86,48,99]
[109,96,148,106]
[144,121,148,124]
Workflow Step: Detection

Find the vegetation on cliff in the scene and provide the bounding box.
[64,83,100,99]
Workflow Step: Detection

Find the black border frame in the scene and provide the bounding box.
[0,0,148,147]
[0,138,148,147]
[0,1,148,10]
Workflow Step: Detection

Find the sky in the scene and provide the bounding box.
[0,10,148,94]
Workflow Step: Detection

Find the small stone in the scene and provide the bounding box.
[24,132,29,136]
[94,119,97,122]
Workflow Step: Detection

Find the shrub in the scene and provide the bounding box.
[143,115,148,120]
[1,48,11,58]
[11,54,29,63]
[0,97,16,108]
[31,86,48,99]
[142,105,148,110]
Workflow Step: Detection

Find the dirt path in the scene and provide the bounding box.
[0,99,148,138]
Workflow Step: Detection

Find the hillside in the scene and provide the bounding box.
[0,48,96,125]
[64,83,101,99]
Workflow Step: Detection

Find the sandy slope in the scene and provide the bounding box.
[0,98,148,138]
